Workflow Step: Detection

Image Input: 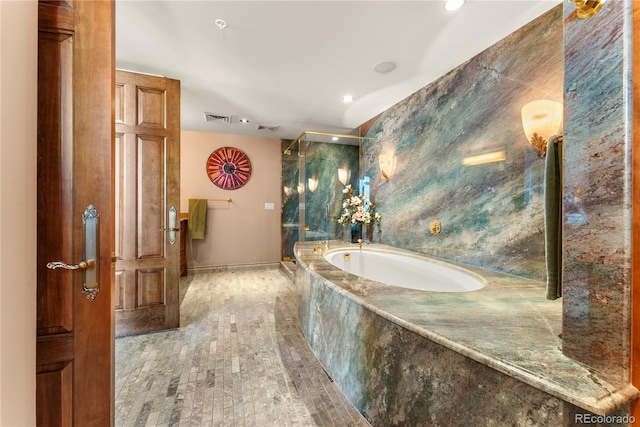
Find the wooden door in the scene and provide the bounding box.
[36,0,114,425]
[114,70,181,337]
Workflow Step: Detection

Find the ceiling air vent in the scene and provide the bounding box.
[204,112,231,124]
[258,125,280,132]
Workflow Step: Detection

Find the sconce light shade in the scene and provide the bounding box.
[308,177,318,193]
[378,152,397,180]
[521,100,563,156]
[338,168,351,186]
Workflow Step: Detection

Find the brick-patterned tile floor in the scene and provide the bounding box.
[115,268,369,427]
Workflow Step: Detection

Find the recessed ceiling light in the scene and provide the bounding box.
[373,61,396,74]
[239,118,249,123]
[214,19,227,30]
[444,0,465,12]
[342,95,354,103]
[332,136,339,141]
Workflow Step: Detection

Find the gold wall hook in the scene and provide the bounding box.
[429,220,442,235]
[569,0,606,19]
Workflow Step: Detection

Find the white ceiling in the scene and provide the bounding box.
[116,0,561,141]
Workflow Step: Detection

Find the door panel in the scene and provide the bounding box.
[137,135,165,259]
[36,0,114,425]
[115,70,180,337]
[37,29,74,338]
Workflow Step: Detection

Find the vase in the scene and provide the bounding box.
[350,223,362,243]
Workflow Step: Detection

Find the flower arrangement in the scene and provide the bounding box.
[337,184,382,228]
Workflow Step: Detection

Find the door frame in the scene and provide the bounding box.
[631,0,640,418]
[0,1,38,425]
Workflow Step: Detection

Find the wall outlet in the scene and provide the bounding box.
[264,202,275,211]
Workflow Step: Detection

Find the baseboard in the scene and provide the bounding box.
[188,262,280,275]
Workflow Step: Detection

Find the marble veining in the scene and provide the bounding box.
[304,141,360,240]
[295,241,638,423]
[362,6,564,281]
[561,0,632,381]
[358,0,634,395]
[281,139,359,259]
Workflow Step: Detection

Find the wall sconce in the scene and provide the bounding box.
[378,152,397,180]
[308,177,318,193]
[521,100,563,157]
[569,0,606,19]
[338,168,351,186]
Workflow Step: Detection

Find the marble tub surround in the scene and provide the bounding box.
[358,0,635,400]
[295,241,639,422]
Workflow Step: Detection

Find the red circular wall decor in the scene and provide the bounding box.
[206,147,252,190]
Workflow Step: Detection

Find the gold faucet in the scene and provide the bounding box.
[358,238,363,249]
[312,241,327,254]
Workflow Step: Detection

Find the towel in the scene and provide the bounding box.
[188,199,208,239]
[544,135,563,300]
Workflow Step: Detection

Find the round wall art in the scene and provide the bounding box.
[206,147,252,190]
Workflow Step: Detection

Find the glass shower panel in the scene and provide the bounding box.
[281,131,362,260]
[281,139,300,260]
[301,136,361,242]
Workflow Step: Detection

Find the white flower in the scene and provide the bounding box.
[350,196,362,206]
[337,184,381,228]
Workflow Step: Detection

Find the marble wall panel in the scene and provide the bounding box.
[281,140,360,258]
[356,0,632,388]
[362,6,564,280]
[561,0,632,381]
[304,141,360,241]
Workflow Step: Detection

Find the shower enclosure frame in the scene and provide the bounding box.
[282,131,363,259]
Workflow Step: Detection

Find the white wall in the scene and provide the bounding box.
[0,0,38,425]
[180,131,282,268]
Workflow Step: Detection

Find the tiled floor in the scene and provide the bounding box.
[115,267,370,427]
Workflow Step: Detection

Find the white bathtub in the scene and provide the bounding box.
[323,248,485,292]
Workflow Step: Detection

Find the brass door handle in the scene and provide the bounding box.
[47,259,95,270]
[165,206,178,245]
[46,205,100,301]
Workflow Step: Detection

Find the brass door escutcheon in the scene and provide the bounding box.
[46,205,100,301]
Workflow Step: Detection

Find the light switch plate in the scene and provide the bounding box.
[264,202,275,210]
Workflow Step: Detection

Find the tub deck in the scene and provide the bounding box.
[295,241,638,416]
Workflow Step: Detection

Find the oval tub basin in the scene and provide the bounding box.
[324,248,484,292]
